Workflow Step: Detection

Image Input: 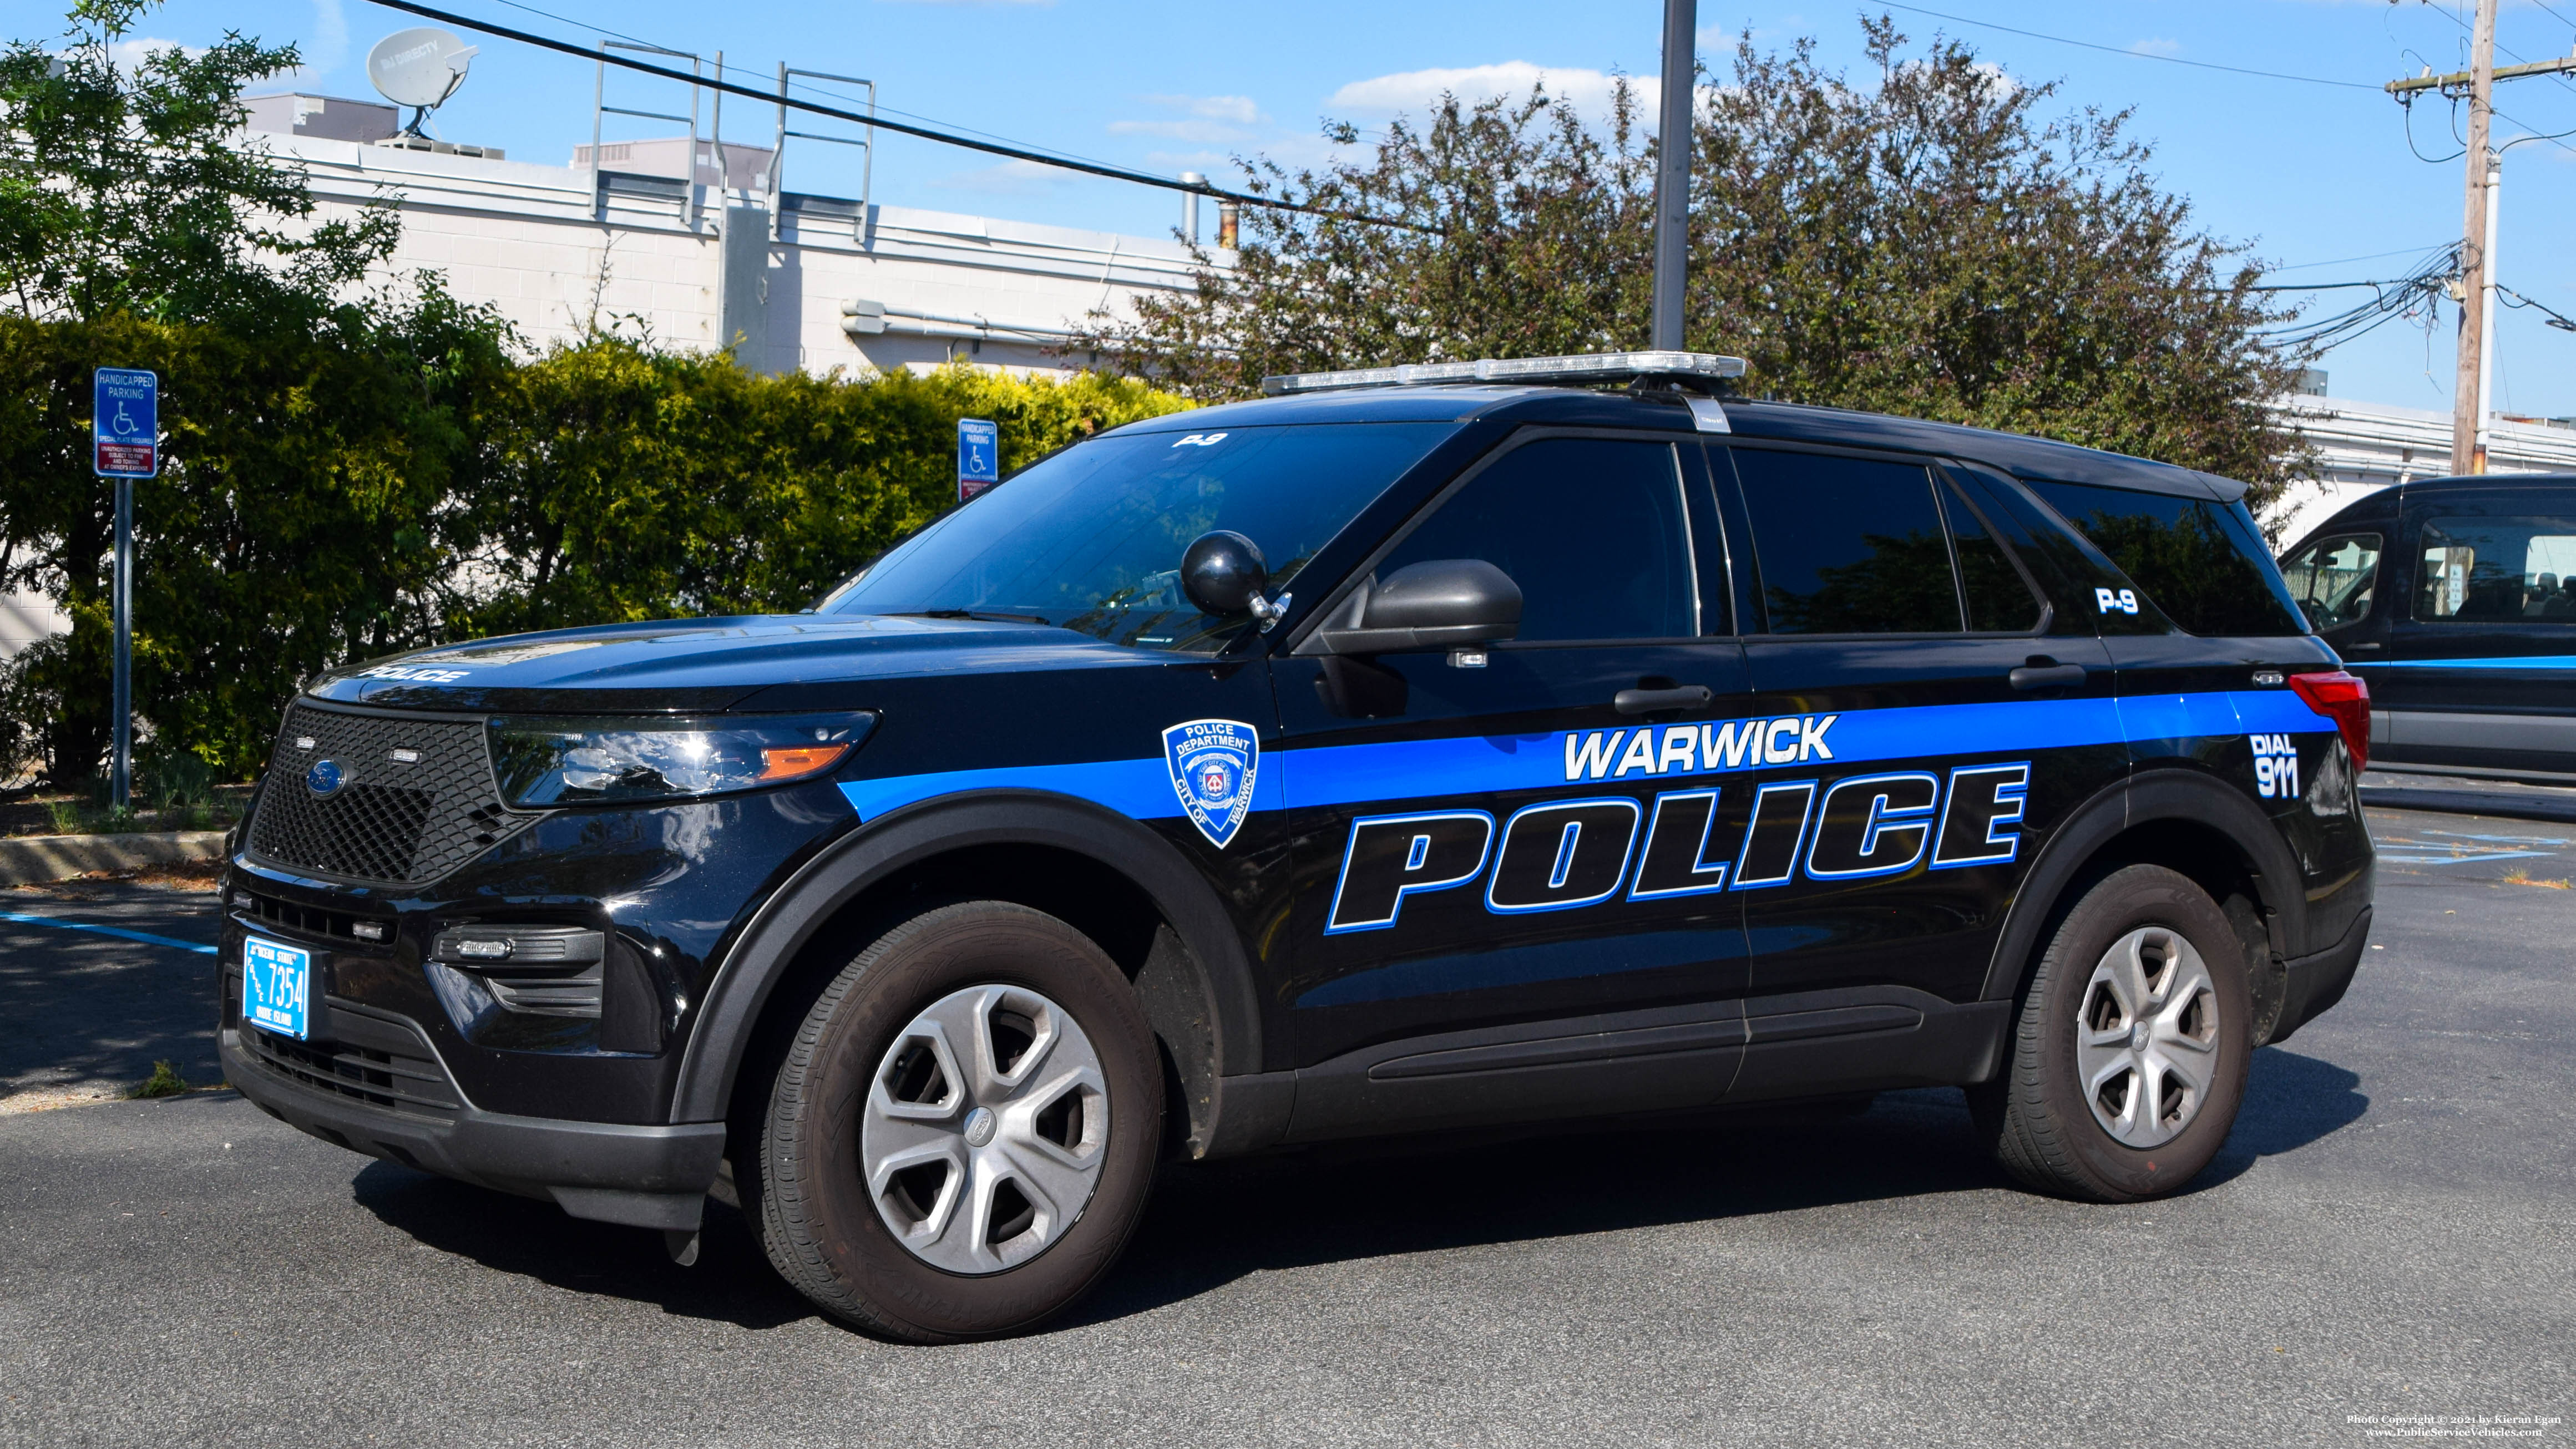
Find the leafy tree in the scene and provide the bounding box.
[1079,18,2304,500]
[0,0,396,331]
[0,0,509,783]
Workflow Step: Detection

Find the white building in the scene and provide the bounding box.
[252,93,1207,377]
[2269,394,2576,544]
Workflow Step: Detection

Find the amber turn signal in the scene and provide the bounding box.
[758,744,852,782]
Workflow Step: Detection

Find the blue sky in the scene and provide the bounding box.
[12,0,2575,414]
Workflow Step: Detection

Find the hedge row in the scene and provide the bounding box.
[0,313,1188,779]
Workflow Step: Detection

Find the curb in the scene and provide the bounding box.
[0,830,230,886]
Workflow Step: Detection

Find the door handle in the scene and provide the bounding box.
[1615,685,1714,715]
[2008,662,2088,691]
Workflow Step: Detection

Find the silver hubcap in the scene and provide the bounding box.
[2076,926,2221,1148]
[859,984,1111,1275]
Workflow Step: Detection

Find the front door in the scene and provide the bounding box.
[1271,432,1754,1075]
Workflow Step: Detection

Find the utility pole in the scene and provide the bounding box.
[2451,0,2496,477]
[1649,0,1696,351]
[2382,2,2576,475]
[2388,36,2574,473]
[2475,150,2501,473]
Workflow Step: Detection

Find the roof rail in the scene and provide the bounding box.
[1259,349,1747,397]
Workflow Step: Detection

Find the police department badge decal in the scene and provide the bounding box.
[1163,719,1259,849]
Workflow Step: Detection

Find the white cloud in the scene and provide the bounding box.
[310,0,347,73]
[1328,62,1663,124]
[107,37,206,68]
[1107,118,1253,143]
[1141,93,1261,124]
[2129,37,2182,58]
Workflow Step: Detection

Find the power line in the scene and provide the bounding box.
[359,0,1429,231]
[1871,1,2378,90]
[2262,244,2462,354]
[2497,285,2576,332]
[2271,244,2456,273]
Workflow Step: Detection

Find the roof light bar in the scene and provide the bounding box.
[1259,349,1748,397]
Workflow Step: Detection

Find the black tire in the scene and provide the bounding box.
[756,900,1162,1341]
[1970,865,2252,1202]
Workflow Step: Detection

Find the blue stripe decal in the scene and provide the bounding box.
[0,911,217,955]
[841,758,1190,822]
[2358,655,2576,670]
[837,688,2332,821]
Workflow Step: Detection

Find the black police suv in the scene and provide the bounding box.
[2280,472,2576,784]
[219,351,2375,1341]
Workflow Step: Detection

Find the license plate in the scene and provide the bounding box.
[242,936,312,1040]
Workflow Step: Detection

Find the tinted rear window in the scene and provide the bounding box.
[2027,480,2306,637]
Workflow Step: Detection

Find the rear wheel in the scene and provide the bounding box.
[756,900,1162,1341]
[1972,865,2251,1202]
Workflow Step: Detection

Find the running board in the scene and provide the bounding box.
[1273,989,2010,1145]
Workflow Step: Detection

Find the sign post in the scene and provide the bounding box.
[93,368,157,811]
[956,417,998,501]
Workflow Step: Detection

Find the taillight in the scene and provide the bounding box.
[2288,670,2371,771]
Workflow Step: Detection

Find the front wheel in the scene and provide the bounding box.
[1971,865,2252,1202]
[756,900,1163,1341]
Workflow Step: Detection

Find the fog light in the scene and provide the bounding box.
[453,938,512,960]
[351,920,389,943]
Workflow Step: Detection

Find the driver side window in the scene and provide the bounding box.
[1376,438,1701,641]
[2280,532,2381,631]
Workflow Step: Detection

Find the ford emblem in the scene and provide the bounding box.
[305,759,346,797]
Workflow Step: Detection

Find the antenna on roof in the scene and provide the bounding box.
[366,27,478,136]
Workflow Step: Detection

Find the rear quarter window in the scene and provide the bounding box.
[2027,479,2307,637]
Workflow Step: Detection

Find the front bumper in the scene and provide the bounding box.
[222,1006,725,1231]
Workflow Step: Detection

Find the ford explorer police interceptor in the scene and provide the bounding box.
[218,351,2375,1341]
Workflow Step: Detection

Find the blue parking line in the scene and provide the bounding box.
[0,911,217,955]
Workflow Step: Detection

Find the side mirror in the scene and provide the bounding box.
[1300,559,1523,656]
[1181,530,1271,616]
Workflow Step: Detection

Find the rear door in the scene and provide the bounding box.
[1271,430,1753,1086]
[1713,444,2117,1040]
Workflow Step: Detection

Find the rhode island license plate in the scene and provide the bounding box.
[242,935,311,1040]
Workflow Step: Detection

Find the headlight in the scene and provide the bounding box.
[488,713,877,808]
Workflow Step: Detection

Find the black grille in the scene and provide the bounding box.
[234,886,388,945]
[241,1017,463,1121]
[246,704,537,886]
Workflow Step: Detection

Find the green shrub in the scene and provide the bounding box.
[0,315,1189,783]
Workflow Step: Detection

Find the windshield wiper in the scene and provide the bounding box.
[891,609,1062,627]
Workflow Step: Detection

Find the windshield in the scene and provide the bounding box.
[818,422,1455,651]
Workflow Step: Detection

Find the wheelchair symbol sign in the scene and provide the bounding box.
[93,368,158,478]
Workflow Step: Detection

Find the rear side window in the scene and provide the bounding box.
[2415,516,2576,622]
[2027,480,2306,637]
[2279,532,2382,630]
[1946,482,2045,632]
[1731,449,2041,634]
[1381,438,1698,641]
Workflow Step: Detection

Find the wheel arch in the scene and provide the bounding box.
[669,789,1265,1147]
[1979,769,2311,1009]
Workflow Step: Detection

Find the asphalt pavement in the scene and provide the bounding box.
[0,804,2568,1448]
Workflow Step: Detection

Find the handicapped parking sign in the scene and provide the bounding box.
[957,417,998,501]
[93,368,158,478]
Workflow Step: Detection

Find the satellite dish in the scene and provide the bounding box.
[365,27,477,133]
